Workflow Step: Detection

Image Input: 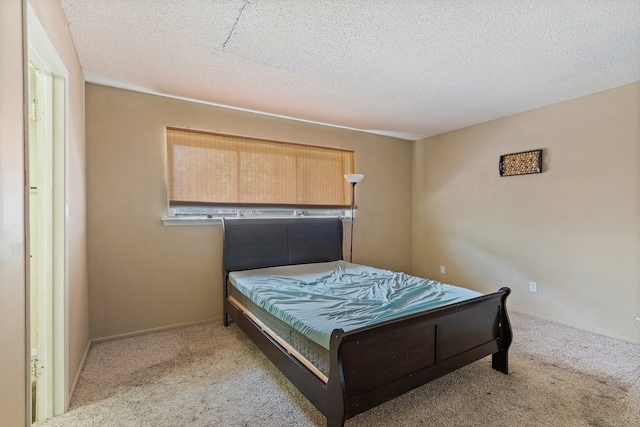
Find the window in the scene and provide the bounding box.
[166,127,355,219]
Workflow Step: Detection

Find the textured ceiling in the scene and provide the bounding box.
[59,0,640,141]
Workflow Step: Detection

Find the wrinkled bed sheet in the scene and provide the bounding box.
[229,261,481,349]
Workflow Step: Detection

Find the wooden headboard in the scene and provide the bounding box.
[221,217,344,275]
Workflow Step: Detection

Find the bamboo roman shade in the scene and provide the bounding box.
[167,127,355,208]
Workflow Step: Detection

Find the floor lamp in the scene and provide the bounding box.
[344,174,364,263]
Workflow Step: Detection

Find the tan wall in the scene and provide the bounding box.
[85,84,413,340]
[0,1,89,424]
[0,1,28,424]
[413,82,640,343]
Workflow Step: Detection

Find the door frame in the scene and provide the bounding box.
[26,3,69,420]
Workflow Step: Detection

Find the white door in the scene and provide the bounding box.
[29,60,54,423]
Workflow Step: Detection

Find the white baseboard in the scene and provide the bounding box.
[510,308,639,345]
[68,340,91,410]
[91,318,220,345]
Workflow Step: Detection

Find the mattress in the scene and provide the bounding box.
[228,261,482,377]
[228,284,332,377]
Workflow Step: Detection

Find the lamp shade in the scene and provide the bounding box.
[344,174,364,184]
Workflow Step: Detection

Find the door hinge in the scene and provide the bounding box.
[31,98,39,121]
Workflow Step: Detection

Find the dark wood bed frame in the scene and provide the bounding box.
[221,217,512,427]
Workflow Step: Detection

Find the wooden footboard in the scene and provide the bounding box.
[326,287,512,426]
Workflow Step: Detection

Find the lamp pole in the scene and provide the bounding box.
[344,174,364,263]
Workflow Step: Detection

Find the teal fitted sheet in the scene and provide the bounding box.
[229,261,482,350]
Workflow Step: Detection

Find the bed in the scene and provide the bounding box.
[221,217,512,427]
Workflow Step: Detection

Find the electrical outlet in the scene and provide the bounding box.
[635,316,640,327]
[529,282,538,293]
[440,265,446,274]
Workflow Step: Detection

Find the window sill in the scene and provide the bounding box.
[161,217,221,226]
[161,216,353,226]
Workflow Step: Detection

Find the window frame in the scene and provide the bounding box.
[164,127,356,223]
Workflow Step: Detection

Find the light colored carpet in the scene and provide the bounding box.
[35,312,639,426]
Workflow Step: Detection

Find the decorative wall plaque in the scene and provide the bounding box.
[499,149,542,177]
